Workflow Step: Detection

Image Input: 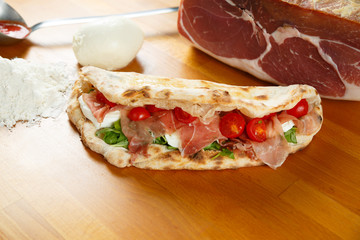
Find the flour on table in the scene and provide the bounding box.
[0,57,76,129]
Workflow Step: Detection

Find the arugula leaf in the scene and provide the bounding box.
[112,139,129,148]
[95,127,121,136]
[153,136,168,145]
[95,120,128,148]
[221,148,235,159]
[153,136,178,150]
[204,141,235,160]
[103,131,120,144]
[284,126,297,144]
[203,141,221,151]
[113,120,121,131]
[211,148,235,160]
[167,146,178,150]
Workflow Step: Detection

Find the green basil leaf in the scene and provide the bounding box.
[284,126,297,144]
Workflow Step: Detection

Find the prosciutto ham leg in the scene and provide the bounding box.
[178,0,360,100]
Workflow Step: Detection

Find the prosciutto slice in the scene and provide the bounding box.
[252,115,291,169]
[251,135,290,169]
[153,110,187,133]
[119,108,223,156]
[249,109,322,169]
[120,108,165,154]
[277,110,323,135]
[156,110,225,156]
[82,91,122,123]
[178,116,224,156]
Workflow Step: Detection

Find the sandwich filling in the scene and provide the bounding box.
[79,88,322,169]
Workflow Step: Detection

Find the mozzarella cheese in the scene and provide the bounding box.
[165,132,181,149]
[72,16,144,70]
[78,95,120,129]
[282,120,295,132]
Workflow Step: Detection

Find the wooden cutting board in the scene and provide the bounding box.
[1,0,359,239]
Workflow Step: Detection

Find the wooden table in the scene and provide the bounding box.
[1,0,360,239]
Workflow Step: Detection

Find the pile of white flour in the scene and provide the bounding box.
[0,57,76,129]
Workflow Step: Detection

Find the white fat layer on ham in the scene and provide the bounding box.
[179,5,360,100]
[225,0,236,7]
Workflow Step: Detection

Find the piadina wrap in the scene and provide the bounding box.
[67,66,323,170]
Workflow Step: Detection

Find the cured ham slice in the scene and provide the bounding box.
[178,116,224,156]
[251,135,290,169]
[177,0,360,100]
[155,110,225,156]
[277,110,323,135]
[119,108,225,156]
[82,91,122,123]
[153,110,187,133]
[120,108,165,154]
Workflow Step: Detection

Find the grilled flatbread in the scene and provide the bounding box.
[67,66,323,170]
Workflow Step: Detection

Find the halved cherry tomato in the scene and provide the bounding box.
[219,112,245,138]
[96,91,117,108]
[246,118,267,142]
[286,99,308,118]
[128,107,151,121]
[145,105,165,113]
[174,107,197,123]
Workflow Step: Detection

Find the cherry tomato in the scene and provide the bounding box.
[145,105,165,113]
[174,107,197,123]
[262,112,276,120]
[128,107,151,121]
[219,112,246,138]
[286,99,308,118]
[96,91,117,108]
[246,118,267,142]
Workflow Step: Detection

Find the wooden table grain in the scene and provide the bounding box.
[1,0,360,239]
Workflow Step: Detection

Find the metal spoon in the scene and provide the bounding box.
[0,1,178,45]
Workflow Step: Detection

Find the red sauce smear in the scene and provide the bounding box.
[0,21,30,39]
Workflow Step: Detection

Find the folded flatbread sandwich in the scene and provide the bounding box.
[67,66,323,170]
